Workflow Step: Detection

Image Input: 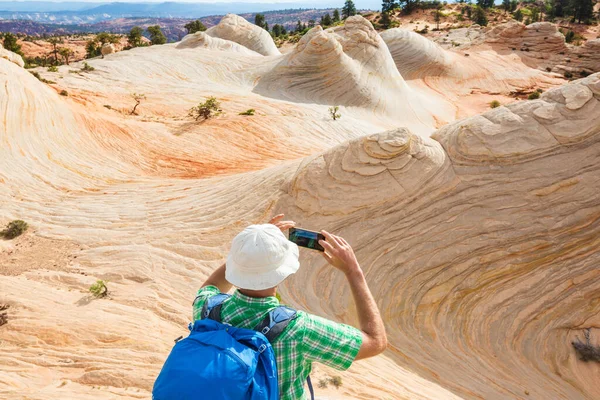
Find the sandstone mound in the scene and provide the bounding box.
[255,16,406,108]
[276,73,600,400]
[380,29,453,79]
[101,43,116,57]
[177,31,260,56]
[253,15,454,133]
[0,43,24,68]
[205,14,280,56]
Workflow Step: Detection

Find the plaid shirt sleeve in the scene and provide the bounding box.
[300,311,363,371]
[192,285,221,321]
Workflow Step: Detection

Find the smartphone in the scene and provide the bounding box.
[289,228,325,252]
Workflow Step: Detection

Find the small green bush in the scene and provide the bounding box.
[1,220,28,239]
[60,90,68,96]
[48,66,58,72]
[536,88,543,93]
[328,106,341,121]
[239,109,255,116]
[564,71,573,79]
[89,280,109,298]
[330,376,343,389]
[528,91,540,100]
[318,379,329,389]
[189,97,222,121]
[490,100,501,108]
[81,62,95,72]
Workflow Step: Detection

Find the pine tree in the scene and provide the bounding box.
[85,40,100,58]
[255,14,267,30]
[333,9,341,22]
[569,0,594,23]
[184,20,207,34]
[513,8,524,21]
[321,13,333,27]
[147,25,167,45]
[473,6,488,25]
[433,9,442,30]
[2,33,23,57]
[382,0,398,13]
[296,19,304,32]
[342,0,357,19]
[128,26,144,48]
[502,0,511,11]
[380,11,392,28]
[398,0,420,14]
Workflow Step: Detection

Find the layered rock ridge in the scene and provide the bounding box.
[277,73,600,400]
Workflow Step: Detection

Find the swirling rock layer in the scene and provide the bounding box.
[277,74,600,400]
[1,13,600,400]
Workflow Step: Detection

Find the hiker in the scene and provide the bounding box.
[153,214,386,400]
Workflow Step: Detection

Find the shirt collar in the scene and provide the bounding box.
[231,290,280,309]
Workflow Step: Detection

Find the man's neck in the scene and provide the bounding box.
[238,287,277,298]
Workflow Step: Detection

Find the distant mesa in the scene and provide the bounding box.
[177,31,261,56]
[205,14,280,56]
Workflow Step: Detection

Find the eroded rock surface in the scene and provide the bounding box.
[278,73,600,400]
[0,43,24,68]
[205,14,280,56]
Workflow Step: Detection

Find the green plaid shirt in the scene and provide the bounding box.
[193,286,362,400]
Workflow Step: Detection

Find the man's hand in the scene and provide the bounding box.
[319,231,360,275]
[268,214,295,233]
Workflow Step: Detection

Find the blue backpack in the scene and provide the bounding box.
[152,293,315,400]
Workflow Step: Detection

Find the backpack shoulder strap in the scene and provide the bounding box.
[254,306,297,343]
[199,293,231,323]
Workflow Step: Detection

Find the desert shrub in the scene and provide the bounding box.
[1,220,28,239]
[130,93,146,115]
[189,97,222,121]
[572,329,600,363]
[328,106,341,120]
[490,100,501,108]
[318,379,329,389]
[565,30,575,43]
[580,70,590,77]
[536,88,543,93]
[0,303,8,327]
[330,376,343,389]
[564,71,573,79]
[47,66,58,72]
[89,280,109,298]
[528,91,540,100]
[29,71,55,84]
[60,90,68,96]
[239,109,255,116]
[81,62,95,72]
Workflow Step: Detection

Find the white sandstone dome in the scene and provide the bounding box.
[205,14,280,56]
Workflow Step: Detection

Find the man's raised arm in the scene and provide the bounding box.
[319,231,387,360]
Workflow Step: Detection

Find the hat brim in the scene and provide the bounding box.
[225,242,300,290]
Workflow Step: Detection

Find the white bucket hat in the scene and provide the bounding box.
[225,224,300,290]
